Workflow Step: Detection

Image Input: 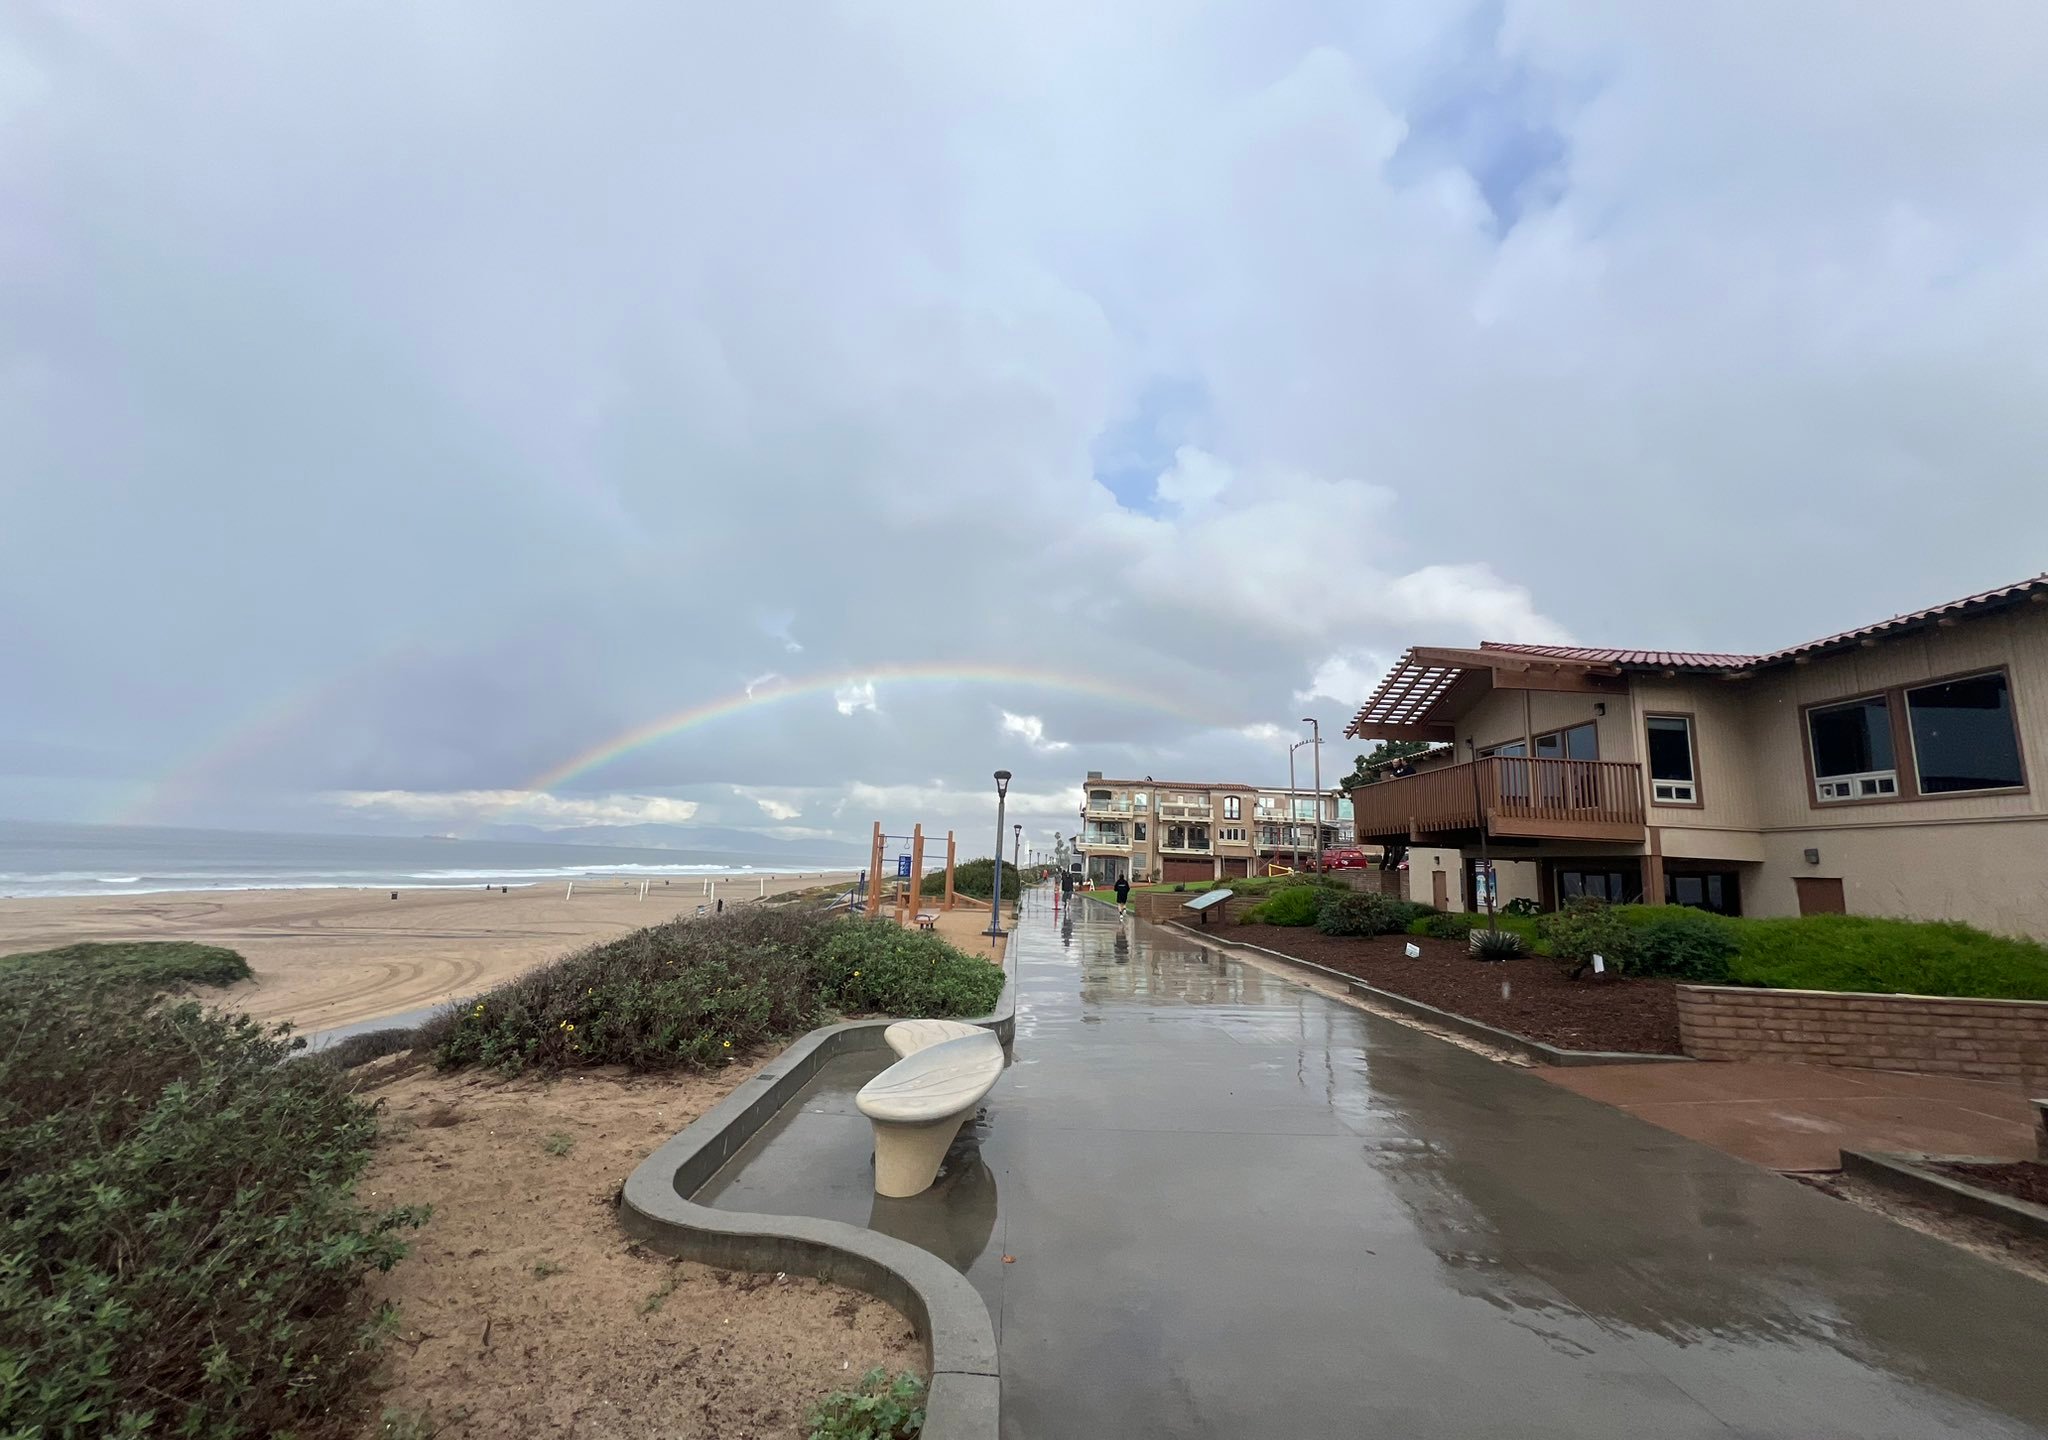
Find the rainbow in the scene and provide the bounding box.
[520,662,1219,795]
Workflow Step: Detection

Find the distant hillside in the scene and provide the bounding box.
[474,822,863,863]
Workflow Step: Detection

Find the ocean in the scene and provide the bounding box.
[0,820,854,899]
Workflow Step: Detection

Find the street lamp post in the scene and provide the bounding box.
[1465,740,1497,936]
[1301,717,1323,874]
[987,770,1012,938]
[1012,823,1022,906]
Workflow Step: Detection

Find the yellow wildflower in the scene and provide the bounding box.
[722,1039,732,1049]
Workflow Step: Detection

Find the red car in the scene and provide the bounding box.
[1313,848,1370,872]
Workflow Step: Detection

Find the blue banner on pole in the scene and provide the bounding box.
[896,854,912,879]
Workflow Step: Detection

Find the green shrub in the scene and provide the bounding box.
[1314,890,1401,937]
[1726,914,2048,1000]
[0,974,425,1440]
[1503,896,1541,918]
[419,910,1005,1074]
[0,940,250,1002]
[807,1368,926,1439]
[1420,912,1477,942]
[313,1026,419,1071]
[1537,898,1638,975]
[920,858,1025,902]
[1612,906,1740,982]
[1241,885,1324,927]
[1471,928,1529,960]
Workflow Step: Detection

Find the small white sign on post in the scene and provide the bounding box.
[1592,954,1606,974]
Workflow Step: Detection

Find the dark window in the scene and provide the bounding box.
[1534,722,1598,761]
[1646,716,1694,783]
[1665,869,1741,916]
[1224,796,1241,819]
[1907,672,2024,793]
[1555,864,1642,905]
[1134,821,1147,841]
[1807,695,1897,800]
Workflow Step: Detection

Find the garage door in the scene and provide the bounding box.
[1161,856,1213,883]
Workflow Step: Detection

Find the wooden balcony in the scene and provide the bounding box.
[1352,757,1645,844]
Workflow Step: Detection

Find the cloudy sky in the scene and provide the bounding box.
[5,2,2045,853]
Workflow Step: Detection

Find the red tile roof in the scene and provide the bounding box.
[1345,572,2048,737]
[1478,642,1760,670]
[1483,572,2048,672]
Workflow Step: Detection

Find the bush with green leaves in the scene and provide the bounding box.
[1241,884,1325,927]
[1419,911,1477,942]
[1314,890,1409,937]
[1470,928,1529,960]
[0,940,250,1004]
[1537,898,1639,976]
[807,1368,926,1439]
[1610,906,1740,983]
[0,966,425,1440]
[1502,896,1541,918]
[1725,914,2048,1000]
[920,858,1026,902]
[419,910,1005,1074]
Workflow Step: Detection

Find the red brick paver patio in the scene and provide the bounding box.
[1537,1060,2039,1172]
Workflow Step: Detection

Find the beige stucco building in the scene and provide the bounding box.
[1076,774,1354,883]
[1347,574,2048,937]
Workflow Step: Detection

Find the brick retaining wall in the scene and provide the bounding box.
[1676,985,2048,1090]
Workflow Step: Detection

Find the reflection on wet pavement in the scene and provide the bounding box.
[698,891,2048,1439]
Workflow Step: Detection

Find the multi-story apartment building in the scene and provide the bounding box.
[1077,773,1355,883]
[1345,573,2048,936]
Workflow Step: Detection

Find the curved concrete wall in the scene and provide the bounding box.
[619,965,1015,1439]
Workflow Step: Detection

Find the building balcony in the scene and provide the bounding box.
[1080,831,1131,851]
[1157,802,1210,821]
[1157,841,1212,855]
[1083,799,1133,818]
[1352,757,1646,845]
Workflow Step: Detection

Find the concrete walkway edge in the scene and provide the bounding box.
[618,957,1016,1439]
[1842,1149,2048,1242]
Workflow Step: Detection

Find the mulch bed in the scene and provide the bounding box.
[1930,1160,2048,1208]
[1223,924,1683,1055]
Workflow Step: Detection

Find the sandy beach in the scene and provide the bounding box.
[0,874,853,1033]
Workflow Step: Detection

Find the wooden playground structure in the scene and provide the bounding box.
[862,821,960,924]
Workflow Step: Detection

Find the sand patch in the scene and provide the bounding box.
[353,1056,921,1439]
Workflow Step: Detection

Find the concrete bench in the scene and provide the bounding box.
[884,1017,984,1059]
[857,1030,1004,1197]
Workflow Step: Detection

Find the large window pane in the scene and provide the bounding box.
[1808,696,1894,778]
[1908,672,2024,793]
[1646,716,1694,782]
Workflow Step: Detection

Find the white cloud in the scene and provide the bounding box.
[733,785,802,821]
[1297,653,1393,706]
[1000,711,1071,752]
[9,3,2048,843]
[1238,722,1288,744]
[330,789,701,827]
[834,680,878,716]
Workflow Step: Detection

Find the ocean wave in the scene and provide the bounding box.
[96,876,142,884]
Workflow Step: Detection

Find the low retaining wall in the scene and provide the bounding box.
[1678,985,2048,1089]
[1841,1150,2048,1242]
[1181,926,1689,1068]
[618,963,1015,1440]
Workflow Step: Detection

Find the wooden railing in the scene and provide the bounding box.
[1352,757,1644,842]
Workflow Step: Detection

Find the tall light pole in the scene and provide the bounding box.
[1012,823,1022,902]
[1301,717,1323,874]
[987,770,1012,938]
[1287,738,1314,873]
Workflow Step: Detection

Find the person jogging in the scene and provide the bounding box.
[1114,873,1131,917]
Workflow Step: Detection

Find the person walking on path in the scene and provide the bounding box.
[1060,868,1074,909]
[1114,873,1131,917]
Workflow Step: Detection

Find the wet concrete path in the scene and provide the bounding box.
[700,894,2048,1439]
